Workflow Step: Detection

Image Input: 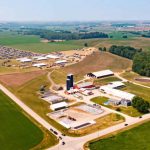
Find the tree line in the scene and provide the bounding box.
[132,51,150,77]
[21,29,109,40]
[108,45,142,59]
[132,96,150,113]
[107,45,150,77]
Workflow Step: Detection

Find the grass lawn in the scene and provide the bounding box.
[91,97,142,117]
[122,82,150,101]
[0,90,43,150]
[121,71,150,87]
[94,76,122,86]
[89,120,150,150]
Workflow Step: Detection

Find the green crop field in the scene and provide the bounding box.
[0,32,40,45]
[1,31,150,53]
[11,41,83,53]
[0,90,43,150]
[0,32,84,53]
[89,121,150,150]
[108,31,138,40]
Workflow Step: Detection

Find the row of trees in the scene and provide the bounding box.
[99,47,107,51]
[142,34,150,38]
[108,45,150,77]
[132,51,150,77]
[132,96,150,113]
[109,45,142,59]
[22,29,109,40]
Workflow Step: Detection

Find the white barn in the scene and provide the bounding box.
[32,63,47,68]
[100,86,135,101]
[87,70,114,78]
[50,102,68,111]
[55,60,67,64]
[107,81,125,89]
[17,58,32,63]
[46,54,60,59]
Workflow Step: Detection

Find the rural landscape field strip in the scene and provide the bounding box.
[0,90,43,150]
[89,121,150,150]
[1,31,150,53]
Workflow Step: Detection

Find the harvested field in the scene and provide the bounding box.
[135,78,150,82]
[121,71,150,87]
[0,70,47,87]
[64,51,132,75]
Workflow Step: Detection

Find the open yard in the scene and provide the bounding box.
[0,90,57,150]
[89,120,150,150]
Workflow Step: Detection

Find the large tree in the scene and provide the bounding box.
[132,96,150,113]
[132,51,150,77]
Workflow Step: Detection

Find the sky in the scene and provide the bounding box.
[0,0,150,22]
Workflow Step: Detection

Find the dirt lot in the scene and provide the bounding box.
[0,70,47,87]
[49,104,107,129]
[64,51,132,75]
[61,47,97,56]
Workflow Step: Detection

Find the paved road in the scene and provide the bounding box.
[49,113,150,150]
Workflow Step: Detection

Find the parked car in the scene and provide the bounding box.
[50,128,53,132]
[62,133,66,136]
[62,142,65,145]
[54,131,58,135]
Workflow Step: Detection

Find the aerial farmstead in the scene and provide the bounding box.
[44,69,137,131]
